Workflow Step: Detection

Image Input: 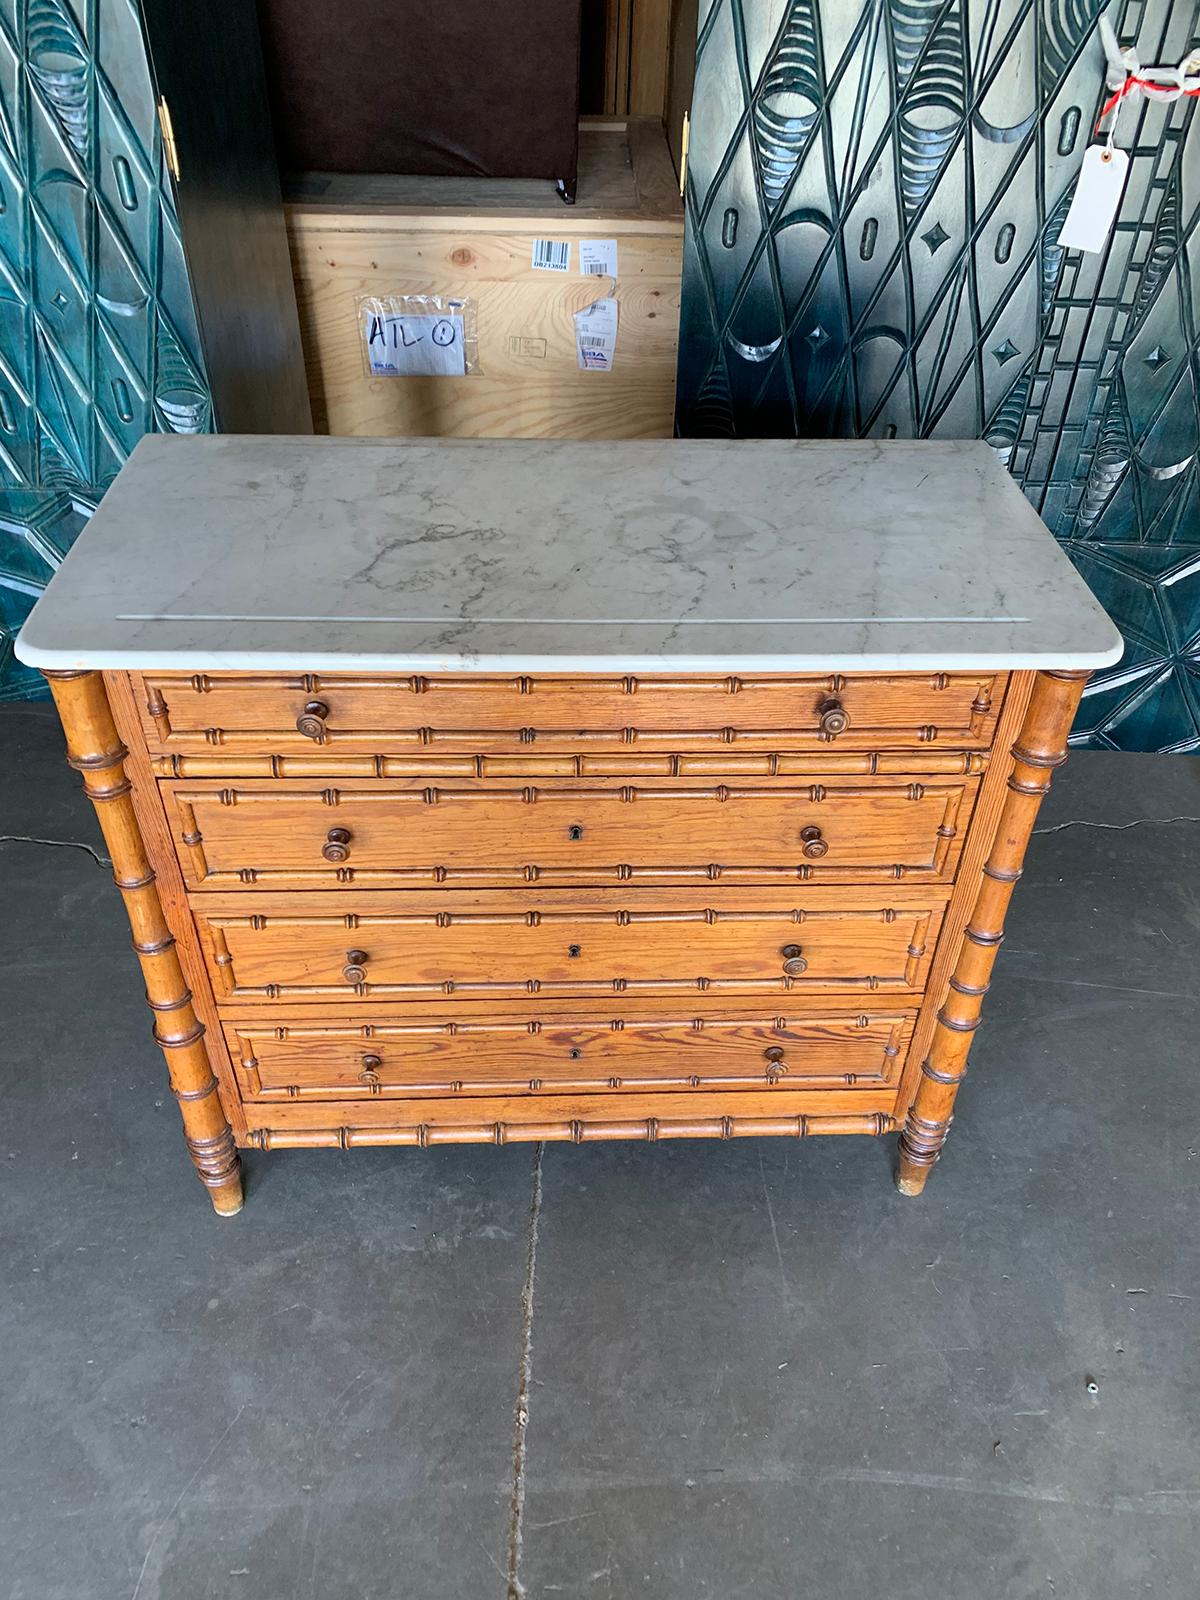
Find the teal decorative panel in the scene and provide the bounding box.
[0,0,212,698]
[676,0,1200,752]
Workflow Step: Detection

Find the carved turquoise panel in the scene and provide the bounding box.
[0,0,212,698]
[677,0,1200,751]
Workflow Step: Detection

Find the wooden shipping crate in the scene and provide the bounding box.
[286,119,683,440]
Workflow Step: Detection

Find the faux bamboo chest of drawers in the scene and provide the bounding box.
[17,435,1122,1215]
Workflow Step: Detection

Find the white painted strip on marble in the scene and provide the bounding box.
[116,613,1031,626]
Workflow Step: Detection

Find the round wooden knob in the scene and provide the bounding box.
[818,697,849,737]
[359,1052,382,1083]
[764,1045,788,1080]
[296,699,330,740]
[342,948,369,983]
[322,825,352,863]
[780,943,808,975]
[800,824,828,859]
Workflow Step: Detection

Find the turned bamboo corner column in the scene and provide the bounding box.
[44,670,243,1216]
[896,669,1090,1197]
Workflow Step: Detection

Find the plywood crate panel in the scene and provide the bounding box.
[286,120,683,440]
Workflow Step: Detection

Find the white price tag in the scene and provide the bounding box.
[364,312,466,376]
[531,239,571,272]
[580,238,619,277]
[1058,146,1129,254]
[575,296,618,371]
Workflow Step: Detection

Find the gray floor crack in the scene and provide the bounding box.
[0,834,110,867]
[1032,816,1200,836]
[506,1143,544,1600]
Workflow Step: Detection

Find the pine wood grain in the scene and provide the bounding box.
[160,775,976,890]
[38,658,1095,1203]
[192,887,941,1001]
[243,1087,899,1146]
[225,1008,915,1098]
[106,671,249,1146]
[135,669,1002,754]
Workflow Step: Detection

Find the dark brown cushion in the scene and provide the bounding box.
[256,0,582,180]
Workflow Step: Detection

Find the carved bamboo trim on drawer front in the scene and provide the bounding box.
[151,750,991,780]
[180,784,966,806]
[144,671,995,695]
[174,798,210,884]
[197,901,940,1000]
[163,778,976,888]
[136,670,1002,752]
[226,1012,915,1099]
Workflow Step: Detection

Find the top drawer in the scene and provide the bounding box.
[135,671,1002,755]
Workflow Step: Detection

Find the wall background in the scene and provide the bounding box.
[0,0,212,699]
[676,0,1200,751]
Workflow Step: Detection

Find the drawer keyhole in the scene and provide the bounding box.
[567,944,582,959]
[568,1047,583,1059]
[568,823,584,841]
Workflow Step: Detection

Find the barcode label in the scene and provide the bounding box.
[580,239,619,277]
[531,239,571,272]
[574,296,618,371]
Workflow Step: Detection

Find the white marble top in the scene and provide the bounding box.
[17,435,1123,674]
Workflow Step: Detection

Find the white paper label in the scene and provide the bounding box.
[531,239,571,272]
[1058,146,1130,254]
[580,238,619,277]
[364,312,466,376]
[575,296,618,371]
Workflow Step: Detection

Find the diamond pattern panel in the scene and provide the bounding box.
[677,0,1200,752]
[0,0,212,698]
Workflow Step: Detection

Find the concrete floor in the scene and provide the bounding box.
[2,699,1198,1600]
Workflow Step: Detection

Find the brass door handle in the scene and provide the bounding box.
[296,698,330,739]
[800,824,828,859]
[343,948,369,983]
[780,943,808,975]
[322,826,352,863]
[818,697,849,737]
[359,1052,382,1084]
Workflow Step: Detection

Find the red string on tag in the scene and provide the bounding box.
[1096,74,1200,131]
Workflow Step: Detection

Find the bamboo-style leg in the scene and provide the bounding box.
[44,670,243,1216]
[895,669,1089,1196]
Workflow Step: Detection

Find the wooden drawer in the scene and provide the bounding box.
[162,776,975,888]
[193,889,940,1001]
[225,1009,918,1098]
[137,670,1001,753]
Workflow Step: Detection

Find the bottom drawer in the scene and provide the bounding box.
[226,1009,916,1099]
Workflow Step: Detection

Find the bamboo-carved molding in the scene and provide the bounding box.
[44,670,243,1216]
[150,750,991,779]
[895,670,1089,1195]
[252,1111,898,1149]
